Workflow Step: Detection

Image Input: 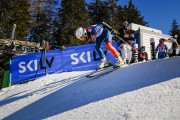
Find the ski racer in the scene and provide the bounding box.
[155,38,168,59]
[75,22,124,70]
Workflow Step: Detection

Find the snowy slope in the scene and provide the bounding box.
[0,57,180,120]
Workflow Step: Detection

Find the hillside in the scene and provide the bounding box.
[0,57,180,120]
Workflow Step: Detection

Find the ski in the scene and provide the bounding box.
[86,66,120,78]
[86,66,113,78]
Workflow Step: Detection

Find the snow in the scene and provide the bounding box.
[0,57,180,120]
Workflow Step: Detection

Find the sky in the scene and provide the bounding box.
[86,0,180,35]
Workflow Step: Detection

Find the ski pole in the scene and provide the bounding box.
[102,21,138,51]
[102,21,147,60]
[115,35,147,59]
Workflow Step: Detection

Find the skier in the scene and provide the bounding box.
[155,38,168,59]
[75,22,124,70]
[118,21,135,64]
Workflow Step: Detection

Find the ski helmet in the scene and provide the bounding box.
[75,27,87,41]
[159,38,165,43]
[141,46,145,51]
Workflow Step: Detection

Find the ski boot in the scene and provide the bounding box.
[114,56,124,69]
[96,58,112,71]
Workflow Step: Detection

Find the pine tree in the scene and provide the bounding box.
[106,0,120,30]
[121,0,148,26]
[88,0,110,25]
[169,19,179,37]
[0,0,32,40]
[116,5,125,28]
[58,0,89,46]
[29,0,58,45]
[169,19,180,44]
[87,0,148,30]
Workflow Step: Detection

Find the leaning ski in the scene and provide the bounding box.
[86,66,113,78]
[86,66,121,78]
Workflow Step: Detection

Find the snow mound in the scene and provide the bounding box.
[0,57,180,120]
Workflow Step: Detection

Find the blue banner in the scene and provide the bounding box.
[10,42,118,84]
[10,50,63,84]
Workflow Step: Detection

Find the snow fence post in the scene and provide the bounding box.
[150,38,156,60]
[134,43,138,63]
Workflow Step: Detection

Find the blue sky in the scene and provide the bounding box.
[86,0,180,35]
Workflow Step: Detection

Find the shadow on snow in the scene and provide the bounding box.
[4,57,180,120]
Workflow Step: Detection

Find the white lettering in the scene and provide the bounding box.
[79,52,87,63]
[71,53,79,65]
[34,60,38,71]
[27,60,34,71]
[87,51,91,62]
[19,62,26,73]
[19,60,38,73]
[71,51,92,65]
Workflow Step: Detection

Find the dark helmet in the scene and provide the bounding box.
[140,46,145,51]
[159,38,165,43]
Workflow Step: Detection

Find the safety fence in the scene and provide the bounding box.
[9,42,118,84]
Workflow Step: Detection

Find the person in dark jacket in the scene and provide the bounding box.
[118,21,135,64]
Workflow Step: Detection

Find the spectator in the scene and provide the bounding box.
[45,42,50,50]
[139,46,148,61]
[155,38,168,59]
[118,21,135,64]
[169,41,179,57]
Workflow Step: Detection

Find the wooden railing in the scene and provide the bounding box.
[0,39,40,48]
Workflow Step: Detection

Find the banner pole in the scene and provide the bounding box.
[44,49,47,76]
[9,59,12,86]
